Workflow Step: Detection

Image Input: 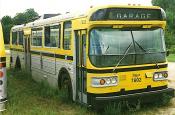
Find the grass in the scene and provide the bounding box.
[2,69,95,115]
[2,53,95,115]
[167,54,175,62]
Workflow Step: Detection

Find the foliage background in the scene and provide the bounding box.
[152,0,175,53]
[1,9,38,44]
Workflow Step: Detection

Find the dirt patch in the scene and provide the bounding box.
[168,62,175,81]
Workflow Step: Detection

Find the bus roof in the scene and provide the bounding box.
[11,5,162,30]
[11,24,24,31]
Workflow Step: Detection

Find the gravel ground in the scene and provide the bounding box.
[168,62,175,82]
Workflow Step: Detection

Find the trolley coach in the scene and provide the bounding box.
[0,22,7,111]
[10,5,174,107]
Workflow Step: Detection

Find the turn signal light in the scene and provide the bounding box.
[0,71,3,78]
[0,63,3,67]
[100,79,105,85]
[163,72,168,78]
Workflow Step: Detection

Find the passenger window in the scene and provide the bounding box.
[45,25,60,47]
[63,21,72,50]
[32,28,42,46]
[12,32,17,45]
[18,31,23,45]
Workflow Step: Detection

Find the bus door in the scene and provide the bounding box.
[24,35,31,71]
[75,30,87,104]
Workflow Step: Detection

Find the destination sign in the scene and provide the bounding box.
[90,8,163,21]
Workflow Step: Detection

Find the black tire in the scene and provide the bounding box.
[61,73,73,101]
[15,57,21,69]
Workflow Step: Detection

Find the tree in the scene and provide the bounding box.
[13,8,39,25]
[25,9,39,22]
[1,16,13,44]
[1,8,39,44]
[13,13,26,25]
[152,0,175,10]
[152,0,175,53]
[152,0,175,29]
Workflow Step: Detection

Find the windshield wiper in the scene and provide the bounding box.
[104,45,109,54]
[132,34,160,69]
[113,31,160,72]
[113,42,133,72]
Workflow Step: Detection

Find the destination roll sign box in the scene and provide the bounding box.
[90,8,163,21]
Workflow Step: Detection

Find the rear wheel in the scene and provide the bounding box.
[61,73,73,102]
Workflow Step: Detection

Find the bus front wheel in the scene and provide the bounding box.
[61,73,73,102]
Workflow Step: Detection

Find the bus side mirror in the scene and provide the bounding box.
[166,50,170,56]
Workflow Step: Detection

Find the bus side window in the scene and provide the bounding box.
[63,21,72,50]
[32,28,42,46]
[44,26,51,46]
[12,32,17,45]
[44,25,60,47]
[18,31,23,45]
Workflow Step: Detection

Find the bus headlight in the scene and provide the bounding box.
[106,78,111,85]
[111,77,117,84]
[153,71,168,81]
[91,76,118,87]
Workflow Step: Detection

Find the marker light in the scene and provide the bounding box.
[0,63,3,67]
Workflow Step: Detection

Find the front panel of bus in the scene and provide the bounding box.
[0,23,7,111]
[84,6,174,106]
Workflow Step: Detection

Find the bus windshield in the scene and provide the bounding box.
[89,28,166,67]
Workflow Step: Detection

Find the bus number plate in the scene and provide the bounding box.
[132,77,141,82]
[132,74,141,82]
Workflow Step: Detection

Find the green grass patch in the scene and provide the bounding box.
[167,54,175,62]
[2,69,95,115]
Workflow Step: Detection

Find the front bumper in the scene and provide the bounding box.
[88,88,174,108]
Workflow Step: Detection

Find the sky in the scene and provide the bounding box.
[0,0,152,18]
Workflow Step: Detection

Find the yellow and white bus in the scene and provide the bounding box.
[10,5,174,107]
[0,22,7,111]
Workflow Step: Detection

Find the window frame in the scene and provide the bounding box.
[31,27,43,47]
[63,21,72,50]
[12,31,18,45]
[44,24,61,48]
[18,31,24,45]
